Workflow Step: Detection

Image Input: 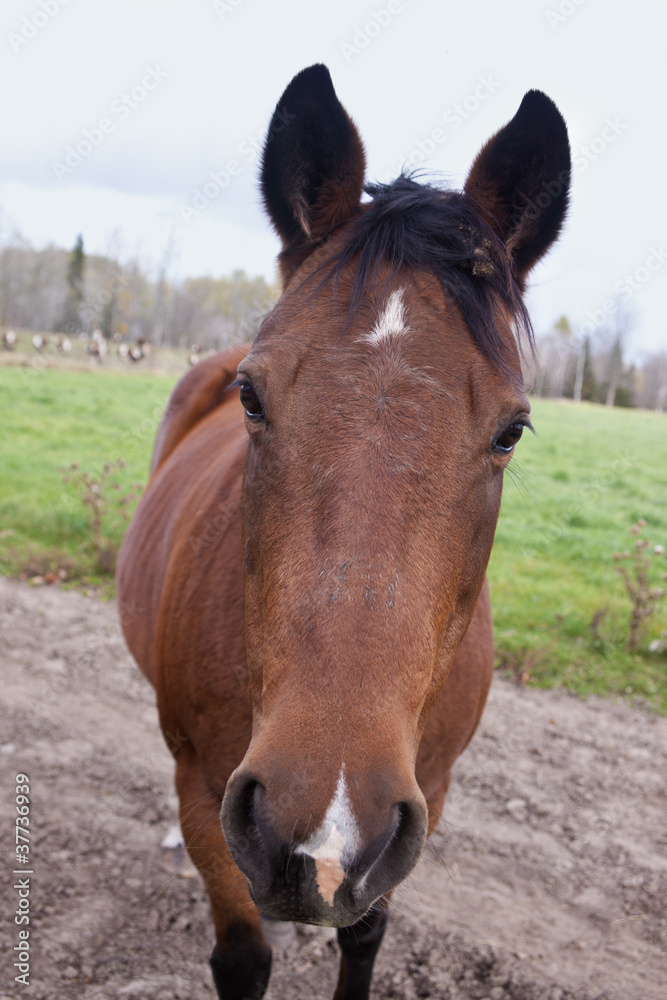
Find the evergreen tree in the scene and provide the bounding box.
[59,234,85,333]
[100,291,115,339]
[580,337,597,401]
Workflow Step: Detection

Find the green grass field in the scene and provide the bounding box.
[489,400,667,711]
[1,365,666,711]
[0,365,178,586]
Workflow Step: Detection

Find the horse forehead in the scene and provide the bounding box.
[254,265,472,362]
[349,282,483,379]
[249,273,506,406]
[358,287,409,345]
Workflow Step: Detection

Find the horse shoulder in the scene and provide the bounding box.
[117,347,248,688]
[151,346,249,474]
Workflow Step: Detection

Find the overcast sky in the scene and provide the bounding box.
[1,0,665,357]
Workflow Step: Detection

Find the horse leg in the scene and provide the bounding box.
[330,775,452,1000]
[174,751,272,1000]
[426,772,452,837]
[333,897,390,1000]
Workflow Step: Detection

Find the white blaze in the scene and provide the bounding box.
[295,768,359,906]
[361,287,408,344]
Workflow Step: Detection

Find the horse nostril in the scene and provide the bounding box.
[221,776,263,864]
[349,798,427,903]
[384,798,427,867]
[394,799,426,855]
[347,804,400,879]
[395,801,414,843]
[242,779,260,836]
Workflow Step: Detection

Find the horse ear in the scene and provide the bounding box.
[261,64,366,264]
[464,90,571,286]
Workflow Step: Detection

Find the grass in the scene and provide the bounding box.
[489,399,667,712]
[1,366,665,711]
[0,365,177,590]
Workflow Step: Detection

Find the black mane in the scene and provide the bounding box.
[327,174,533,368]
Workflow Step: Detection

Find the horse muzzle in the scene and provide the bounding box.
[221,771,428,926]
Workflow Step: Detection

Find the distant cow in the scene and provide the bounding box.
[32,334,47,353]
[87,330,108,361]
[2,330,17,350]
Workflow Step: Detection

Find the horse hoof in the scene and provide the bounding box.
[159,825,199,878]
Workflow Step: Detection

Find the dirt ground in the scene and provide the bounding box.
[0,577,665,1000]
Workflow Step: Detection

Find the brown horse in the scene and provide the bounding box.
[117,65,570,1000]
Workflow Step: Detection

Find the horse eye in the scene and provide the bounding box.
[493,422,525,454]
[239,382,263,420]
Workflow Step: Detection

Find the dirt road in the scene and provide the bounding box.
[0,577,664,1000]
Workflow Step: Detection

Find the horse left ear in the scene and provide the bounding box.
[261,64,366,274]
[464,90,571,287]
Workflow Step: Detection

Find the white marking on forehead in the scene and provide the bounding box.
[360,287,408,345]
[294,767,359,907]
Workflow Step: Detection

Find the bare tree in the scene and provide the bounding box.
[572,340,585,402]
[637,350,667,412]
[152,222,178,347]
[652,353,667,413]
[595,298,637,407]
[532,316,575,399]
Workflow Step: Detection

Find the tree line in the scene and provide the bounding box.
[0,231,277,350]
[524,306,667,412]
[0,229,665,411]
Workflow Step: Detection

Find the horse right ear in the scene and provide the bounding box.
[261,64,366,282]
[464,90,571,288]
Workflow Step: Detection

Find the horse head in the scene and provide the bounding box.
[222,64,570,927]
